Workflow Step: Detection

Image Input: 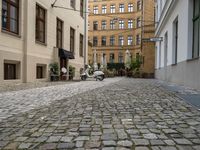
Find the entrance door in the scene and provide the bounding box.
[164,32,168,81]
[60,58,68,80]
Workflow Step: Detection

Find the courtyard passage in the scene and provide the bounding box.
[0,78,200,150]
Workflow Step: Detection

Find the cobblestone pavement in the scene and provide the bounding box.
[0,78,200,150]
[0,78,122,121]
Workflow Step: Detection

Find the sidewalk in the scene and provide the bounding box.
[157,80,200,109]
[0,80,77,93]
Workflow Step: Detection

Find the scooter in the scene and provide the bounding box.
[80,65,105,81]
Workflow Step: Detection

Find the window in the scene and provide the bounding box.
[4,63,16,80]
[119,4,124,13]
[80,34,83,57]
[93,36,98,46]
[110,20,115,29]
[110,53,115,63]
[70,0,75,9]
[137,0,142,11]
[173,19,178,64]
[119,36,124,46]
[101,20,106,30]
[136,34,141,45]
[136,53,140,62]
[110,36,115,46]
[193,0,200,58]
[36,4,46,43]
[93,21,98,30]
[36,65,46,79]
[2,0,19,34]
[128,19,133,29]
[56,18,63,48]
[36,66,43,79]
[128,3,133,12]
[137,17,141,28]
[110,5,115,13]
[80,0,83,17]
[93,6,98,14]
[70,27,75,53]
[88,21,90,30]
[118,52,123,63]
[102,5,107,14]
[119,20,124,29]
[128,35,133,45]
[102,36,106,46]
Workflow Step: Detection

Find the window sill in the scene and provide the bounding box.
[4,79,21,81]
[35,40,47,46]
[187,57,199,62]
[1,30,21,38]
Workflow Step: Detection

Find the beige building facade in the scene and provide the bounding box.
[0,0,87,83]
[88,0,155,77]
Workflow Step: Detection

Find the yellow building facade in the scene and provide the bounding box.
[88,0,155,77]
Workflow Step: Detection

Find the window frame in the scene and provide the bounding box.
[4,63,16,80]
[137,0,142,11]
[79,34,84,57]
[2,0,19,34]
[128,3,133,12]
[119,4,124,13]
[128,35,133,46]
[93,21,98,30]
[118,52,123,63]
[35,4,46,43]
[102,5,107,14]
[101,36,106,46]
[109,53,115,63]
[110,4,115,13]
[119,20,124,29]
[192,0,200,58]
[136,34,141,45]
[93,36,98,46]
[93,6,98,14]
[101,20,106,30]
[128,19,133,29]
[119,35,124,46]
[70,27,75,53]
[56,18,63,48]
[110,35,115,46]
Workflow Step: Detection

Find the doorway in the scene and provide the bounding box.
[60,58,68,80]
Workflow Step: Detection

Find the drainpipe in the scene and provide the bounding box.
[23,0,28,83]
[83,0,88,69]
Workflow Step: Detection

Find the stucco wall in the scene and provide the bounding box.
[0,0,87,83]
[155,59,200,90]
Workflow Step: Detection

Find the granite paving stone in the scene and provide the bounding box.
[0,78,200,149]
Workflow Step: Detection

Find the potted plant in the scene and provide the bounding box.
[69,65,75,80]
[49,62,59,81]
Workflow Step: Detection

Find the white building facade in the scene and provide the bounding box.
[0,0,88,83]
[155,0,200,90]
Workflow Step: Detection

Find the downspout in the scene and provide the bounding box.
[23,0,28,83]
[84,0,88,69]
[141,0,145,68]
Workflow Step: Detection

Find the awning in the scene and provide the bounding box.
[59,48,74,59]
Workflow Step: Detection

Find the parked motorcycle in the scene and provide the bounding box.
[80,65,105,81]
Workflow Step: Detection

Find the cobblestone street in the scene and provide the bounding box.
[0,78,200,150]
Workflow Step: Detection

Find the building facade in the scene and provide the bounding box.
[0,0,87,83]
[155,0,200,89]
[88,0,155,77]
